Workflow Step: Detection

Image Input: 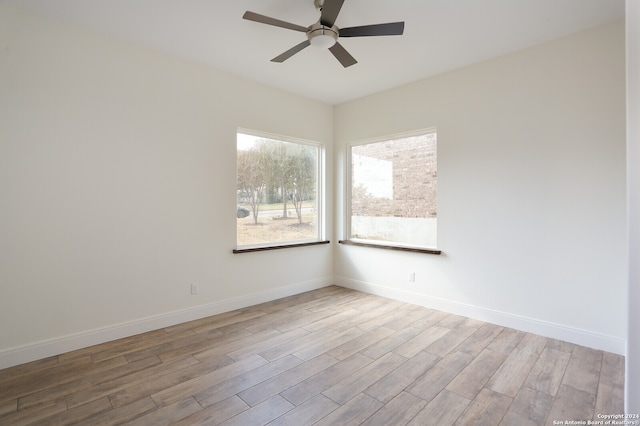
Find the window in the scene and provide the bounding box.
[236,130,324,250]
[345,130,438,251]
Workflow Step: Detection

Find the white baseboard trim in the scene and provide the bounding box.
[0,278,332,370]
[337,277,626,355]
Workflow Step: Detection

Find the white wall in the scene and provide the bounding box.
[334,20,627,354]
[0,5,334,368]
[626,0,640,414]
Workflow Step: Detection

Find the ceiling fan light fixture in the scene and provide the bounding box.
[310,33,337,48]
[307,24,338,48]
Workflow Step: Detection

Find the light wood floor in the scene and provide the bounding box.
[0,286,625,425]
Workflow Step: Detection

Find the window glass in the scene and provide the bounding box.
[349,131,437,248]
[237,131,321,248]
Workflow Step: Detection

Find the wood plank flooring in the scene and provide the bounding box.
[0,286,625,425]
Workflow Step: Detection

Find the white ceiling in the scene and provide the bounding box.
[8,0,624,105]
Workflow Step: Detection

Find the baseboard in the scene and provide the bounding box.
[0,278,332,370]
[336,277,626,355]
[1,275,624,370]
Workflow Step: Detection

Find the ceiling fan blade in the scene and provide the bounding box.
[271,40,311,63]
[340,22,405,37]
[243,11,308,32]
[320,0,344,27]
[329,42,357,68]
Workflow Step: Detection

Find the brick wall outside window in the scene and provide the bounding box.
[351,133,437,219]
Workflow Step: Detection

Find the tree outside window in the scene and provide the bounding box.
[237,132,321,248]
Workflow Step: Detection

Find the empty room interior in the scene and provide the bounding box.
[1,0,639,424]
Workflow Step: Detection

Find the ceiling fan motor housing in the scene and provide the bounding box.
[307,22,339,48]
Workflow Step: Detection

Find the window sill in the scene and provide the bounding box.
[338,240,442,255]
[233,240,330,254]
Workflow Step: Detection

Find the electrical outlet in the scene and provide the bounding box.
[408,272,416,282]
[191,283,199,295]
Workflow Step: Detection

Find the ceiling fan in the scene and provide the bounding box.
[242,0,405,68]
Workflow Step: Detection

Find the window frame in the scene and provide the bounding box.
[343,128,441,254]
[235,128,327,252]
